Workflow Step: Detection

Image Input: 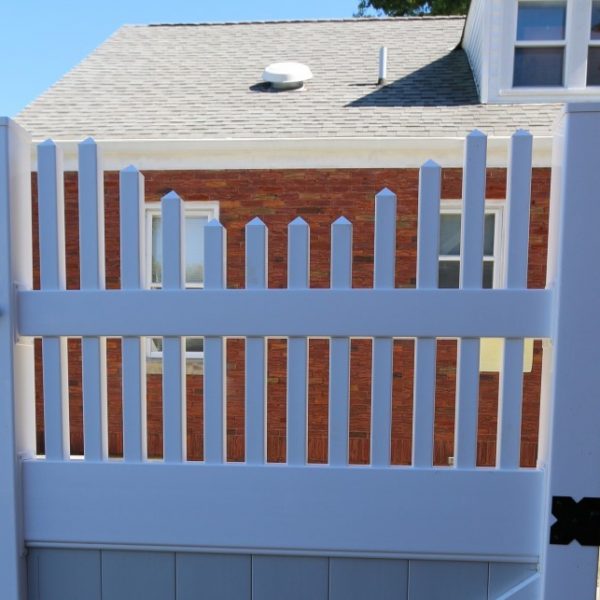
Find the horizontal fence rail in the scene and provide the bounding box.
[22,130,545,474]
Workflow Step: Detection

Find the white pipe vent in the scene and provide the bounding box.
[262,62,313,91]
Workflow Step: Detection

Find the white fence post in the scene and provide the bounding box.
[0,118,35,599]
[539,103,600,599]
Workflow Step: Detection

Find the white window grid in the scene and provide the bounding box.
[513,0,567,88]
[499,0,600,97]
[145,200,219,359]
[439,201,504,289]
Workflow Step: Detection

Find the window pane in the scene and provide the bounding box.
[151,214,208,285]
[588,47,600,86]
[151,215,162,284]
[439,214,461,256]
[484,214,495,257]
[483,261,494,289]
[439,213,495,257]
[186,217,207,284]
[513,47,564,87]
[592,1,600,40]
[439,260,460,288]
[186,337,204,353]
[150,337,162,353]
[517,2,566,41]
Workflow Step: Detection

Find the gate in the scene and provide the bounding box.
[1,104,600,599]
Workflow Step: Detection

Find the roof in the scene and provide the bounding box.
[16,17,561,141]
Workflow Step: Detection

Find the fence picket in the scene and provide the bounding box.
[78,139,108,461]
[287,217,309,466]
[204,220,226,464]
[329,217,352,466]
[120,166,147,462]
[161,192,186,462]
[37,140,69,461]
[455,130,487,469]
[413,161,441,468]
[245,218,267,464]
[371,188,396,467]
[497,131,533,469]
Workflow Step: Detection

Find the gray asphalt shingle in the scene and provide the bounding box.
[16,18,561,140]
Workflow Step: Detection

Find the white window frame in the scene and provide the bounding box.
[588,0,600,86]
[145,200,219,359]
[439,201,504,289]
[496,0,599,101]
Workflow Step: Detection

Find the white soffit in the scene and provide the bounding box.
[30,136,554,171]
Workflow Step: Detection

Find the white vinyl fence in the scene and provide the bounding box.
[1,104,600,599]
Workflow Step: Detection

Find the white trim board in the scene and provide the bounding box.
[28,136,555,171]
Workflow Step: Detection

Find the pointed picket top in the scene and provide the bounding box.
[161,190,181,202]
[421,158,441,170]
[79,136,96,146]
[333,215,352,227]
[246,216,267,228]
[121,164,139,174]
[467,128,487,138]
[206,218,223,228]
[39,138,57,148]
[289,216,308,227]
[514,128,532,137]
[375,187,396,201]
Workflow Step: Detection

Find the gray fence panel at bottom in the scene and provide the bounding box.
[27,548,538,599]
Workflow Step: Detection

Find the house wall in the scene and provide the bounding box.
[462,0,489,101]
[30,167,550,467]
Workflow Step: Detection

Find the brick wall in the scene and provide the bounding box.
[31,167,550,467]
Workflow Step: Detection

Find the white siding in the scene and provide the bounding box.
[462,0,488,100]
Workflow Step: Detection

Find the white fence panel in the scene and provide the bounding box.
[4,107,600,599]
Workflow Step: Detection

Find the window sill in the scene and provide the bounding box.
[146,357,203,376]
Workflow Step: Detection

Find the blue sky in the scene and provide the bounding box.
[1,0,361,117]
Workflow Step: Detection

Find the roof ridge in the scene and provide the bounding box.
[141,16,466,27]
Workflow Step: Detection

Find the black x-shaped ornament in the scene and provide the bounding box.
[550,496,600,546]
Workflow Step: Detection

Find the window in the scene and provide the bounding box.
[145,201,219,358]
[438,204,503,289]
[588,1,600,86]
[513,1,567,87]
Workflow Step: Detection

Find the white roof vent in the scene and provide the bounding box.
[262,62,313,91]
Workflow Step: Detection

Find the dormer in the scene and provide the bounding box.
[463,0,600,103]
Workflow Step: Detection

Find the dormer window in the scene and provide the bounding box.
[513,1,567,87]
[588,1,600,86]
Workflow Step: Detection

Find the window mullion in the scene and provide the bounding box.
[565,0,592,88]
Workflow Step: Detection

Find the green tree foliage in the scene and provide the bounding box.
[356,0,470,16]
